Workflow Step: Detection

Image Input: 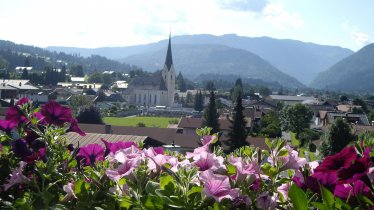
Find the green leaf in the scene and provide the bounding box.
[187,186,203,196]
[142,195,164,210]
[288,184,308,210]
[278,149,289,157]
[145,181,160,195]
[226,163,237,176]
[265,138,272,150]
[160,175,173,190]
[321,186,334,209]
[311,202,330,210]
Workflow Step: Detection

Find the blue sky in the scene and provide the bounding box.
[0,0,372,51]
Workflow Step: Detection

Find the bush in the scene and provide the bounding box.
[136,122,146,127]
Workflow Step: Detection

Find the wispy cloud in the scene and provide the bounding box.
[342,21,371,48]
[262,2,305,30]
[218,0,269,12]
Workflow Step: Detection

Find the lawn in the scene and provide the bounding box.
[103,116,179,128]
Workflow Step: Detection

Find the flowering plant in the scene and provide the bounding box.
[0,99,373,209]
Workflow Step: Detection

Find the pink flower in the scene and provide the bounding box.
[199,170,239,202]
[256,193,277,210]
[3,161,30,191]
[192,151,225,172]
[278,183,291,200]
[106,148,142,182]
[143,147,163,157]
[229,156,260,184]
[147,154,170,173]
[202,135,217,145]
[63,182,77,200]
[280,146,307,171]
[78,144,105,166]
[334,180,371,200]
[368,167,374,181]
[67,118,86,136]
[41,100,72,126]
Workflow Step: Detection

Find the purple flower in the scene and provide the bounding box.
[268,145,306,172]
[105,149,141,182]
[277,183,291,200]
[202,135,217,145]
[16,98,29,106]
[3,161,30,191]
[78,144,104,166]
[67,118,86,136]
[192,151,225,172]
[199,170,239,202]
[12,139,33,159]
[0,119,17,134]
[101,139,137,155]
[24,130,40,144]
[229,156,260,184]
[41,100,72,126]
[256,193,277,210]
[147,154,170,173]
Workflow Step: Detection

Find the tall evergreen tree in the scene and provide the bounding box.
[226,92,249,152]
[21,69,28,79]
[203,91,220,134]
[194,90,203,112]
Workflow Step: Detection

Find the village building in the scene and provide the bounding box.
[123,34,175,107]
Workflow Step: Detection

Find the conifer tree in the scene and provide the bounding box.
[203,91,220,134]
[194,90,203,112]
[227,92,249,151]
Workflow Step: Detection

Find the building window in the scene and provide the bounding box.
[171,74,172,80]
[154,94,157,104]
[149,94,151,104]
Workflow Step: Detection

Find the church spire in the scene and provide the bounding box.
[165,32,173,70]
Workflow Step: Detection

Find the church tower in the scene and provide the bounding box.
[161,33,175,107]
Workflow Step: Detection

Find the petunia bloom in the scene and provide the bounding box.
[63,182,77,200]
[314,146,357,173]
[6,106,27,124]
[78,144,105,166]
[0,119,17,134]
[199,170,239,202]
[256,193,277,210]
[16,98,29,106]
[101,139,137,155]
[334,180,371,200]
[3,161,30,191]
[106,150,141,182]
[67,118,86,136]
[41,100,72,126]
[337,155,370,184]
[192,151,226,172]
[12,139,33,159]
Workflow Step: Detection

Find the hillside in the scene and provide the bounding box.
[310,43,374,91]
[123,44,304,89]
[0,40,135,73]
[47,34,353,84]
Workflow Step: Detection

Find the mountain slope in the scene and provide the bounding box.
[310,43,374,91]
[122,44,304,89]
[0,40,135,72]
[47,34,353,84]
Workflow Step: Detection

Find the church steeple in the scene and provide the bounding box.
[165,33,173,70]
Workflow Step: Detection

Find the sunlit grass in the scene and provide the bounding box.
[103,116,179,128]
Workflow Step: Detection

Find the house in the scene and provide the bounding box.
[320,111,370,126]
[123,34,175,107]
[268,95,318,105]
[20,89,51,104]
[336,104,362,113]
[0,80,38,99]
[15,66,33,74]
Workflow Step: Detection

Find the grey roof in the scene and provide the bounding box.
[327,112,370,126]
[65,132,148,147]
[269,95,316,101]
[130,75,167,91]
[165,33,173,70]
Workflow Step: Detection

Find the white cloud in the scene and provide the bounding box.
[218,0,269,12]
[342,21,371,48]
[262,2,305,30]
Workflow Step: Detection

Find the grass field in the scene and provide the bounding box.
[103,116,179,128]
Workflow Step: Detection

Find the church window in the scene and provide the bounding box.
[149,94,151,103]
[154,94,157,104]
[171,74,172,80]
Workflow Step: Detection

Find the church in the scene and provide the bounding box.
[123,34,175,107]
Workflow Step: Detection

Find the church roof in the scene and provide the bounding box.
[130,75,167,91]
[164,33,173,70]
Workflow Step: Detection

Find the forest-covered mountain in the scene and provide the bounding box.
[0,40,136,73]
[123,44,305,89]
[310,43,374,92]
[47,34,353,85]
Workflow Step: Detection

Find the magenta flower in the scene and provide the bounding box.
[16,97,29,106]
[78,144,105,166]
[41,100,72,126]
[334,180,371,200]
[12,139,33,159]
[0,119,17,134]
[67,118,86,136]
[314,146,357,173]
[3,161,30,191]
[6,106,27,124]
[101,139,137,155]
[337,155,370,184]
[192,151,226,172]
[199,170,239,202]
